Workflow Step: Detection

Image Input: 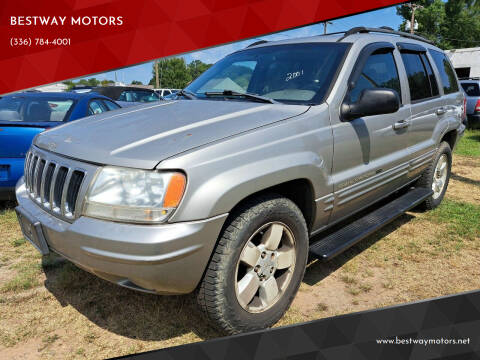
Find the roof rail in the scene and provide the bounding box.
[459,77,480,81]
[246,40,268,48]
[336,26,434,45]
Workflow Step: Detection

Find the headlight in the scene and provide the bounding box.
[83,166,186,223]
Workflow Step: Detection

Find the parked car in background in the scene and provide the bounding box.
[0,92,120,200]
[155,88,180,97]
[459,78,480,128]
[92,86,161,107]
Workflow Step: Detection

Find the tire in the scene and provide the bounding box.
[416,141,452,210]
[197,194,309,334]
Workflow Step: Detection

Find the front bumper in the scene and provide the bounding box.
[1,157,24,199]
[16,178,228,294]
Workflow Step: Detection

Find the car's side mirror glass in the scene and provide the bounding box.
[341,88,400,121]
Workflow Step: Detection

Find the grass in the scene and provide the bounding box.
[425,199,480,242]
[454,129,480,157]
[0,133,478,359]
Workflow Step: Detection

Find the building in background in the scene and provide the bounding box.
[445,47,480,79]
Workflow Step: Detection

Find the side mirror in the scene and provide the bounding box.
[341,88,400,121]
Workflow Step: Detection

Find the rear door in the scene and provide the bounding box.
[397,43,445,180]
[428,50,464,122]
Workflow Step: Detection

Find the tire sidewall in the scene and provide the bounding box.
[428,142,452,208]
[221,197,308,331]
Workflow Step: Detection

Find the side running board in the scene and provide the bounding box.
[309,187,433,261]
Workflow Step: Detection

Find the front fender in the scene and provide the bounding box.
[158,106,333,222]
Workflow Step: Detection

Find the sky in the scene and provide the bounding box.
[80,5,403,86]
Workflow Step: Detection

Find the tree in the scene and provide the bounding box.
[149,58,212,88]
[397,0,480,49]
[187,60,212,81]
[101,79,115,87]
[131,80,143,85]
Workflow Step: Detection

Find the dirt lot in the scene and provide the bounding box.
[1,130,479,359]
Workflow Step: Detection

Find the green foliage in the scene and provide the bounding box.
[130,80,143,85]
[63,78,113,90]
[454,129,480,157]
[397,0,480,49]
[101,79,115,87]
[149,58,212,88]
[426,199,480,241]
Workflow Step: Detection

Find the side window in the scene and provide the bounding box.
[88,100,107,115]
[429,50,459,94]
[118,91,134,102]
[420,53,439,96]
[400,52,432,101]
[103,100,120,111]
[349,51,401,103]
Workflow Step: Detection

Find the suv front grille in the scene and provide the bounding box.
[24,151,86,220]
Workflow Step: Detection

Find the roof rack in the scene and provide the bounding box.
[459,77,480,80]
[336,26,434,45]
[246,40,269,48]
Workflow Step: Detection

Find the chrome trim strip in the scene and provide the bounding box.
[61,168,74,217]
[32,156,41,199]
[50,164,60,212]
[338,170,408,206]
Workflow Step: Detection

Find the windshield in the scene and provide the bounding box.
[0,97,75,122]
[185,43,350,104]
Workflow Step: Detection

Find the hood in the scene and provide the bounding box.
[34,100,309,169]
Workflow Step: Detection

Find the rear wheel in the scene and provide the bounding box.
[197,194,308,334]
[416,141,452,210]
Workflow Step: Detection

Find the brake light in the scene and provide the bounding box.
[475,99,480,113]
[463,97,467,119]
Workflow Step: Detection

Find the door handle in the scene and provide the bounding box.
[393,120,410,130]
[436,107,447,116]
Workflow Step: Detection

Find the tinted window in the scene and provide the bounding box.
[401,52,431,101]
[461,82,480,97]
[186,43,350,104]
[420,53,439,96]
[118,90,160,102]
[88,100,107,115]
[429,50,459,94]
[0,97,74,122]
[103,100,120,110]
[349,52,401,103]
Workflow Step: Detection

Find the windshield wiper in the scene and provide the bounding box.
[177,89,197,100]
[203,90,276,104]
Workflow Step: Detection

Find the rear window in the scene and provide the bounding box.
[461,82,480,97]
[0,97,75,122]
[429,50,459,94]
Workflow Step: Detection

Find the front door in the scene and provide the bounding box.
[329,43,410,223]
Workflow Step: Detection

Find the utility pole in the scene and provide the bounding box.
[406,3,424,34]
[154,59,159,88]
[322,21,333,35]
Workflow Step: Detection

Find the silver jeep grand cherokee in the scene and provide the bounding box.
[15,27,465,334]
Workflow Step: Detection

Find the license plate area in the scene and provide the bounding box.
[15,207,49,255]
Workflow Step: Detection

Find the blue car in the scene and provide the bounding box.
[0,92,121,200]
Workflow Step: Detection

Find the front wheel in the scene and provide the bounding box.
[416,141,452,210]
[196,194,308,334]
